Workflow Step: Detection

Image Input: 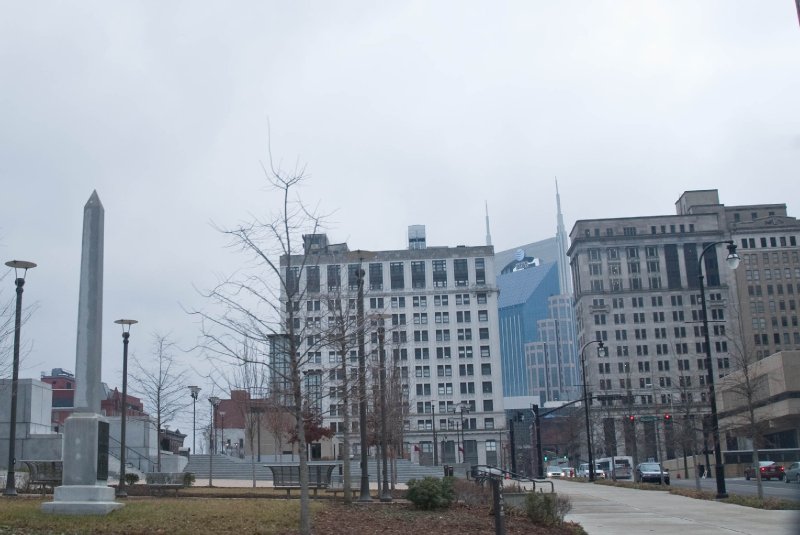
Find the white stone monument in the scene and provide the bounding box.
[43,191,122,515]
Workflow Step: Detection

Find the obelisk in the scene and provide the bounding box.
[43,191,123,515]
[74,190,105,413]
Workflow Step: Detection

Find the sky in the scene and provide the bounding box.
[1,1,798,434]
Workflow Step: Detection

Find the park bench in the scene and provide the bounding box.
[145,472,187,496]
[264,463,338,498]
[22,460,63,494]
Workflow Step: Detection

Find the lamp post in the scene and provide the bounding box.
[377,322,392,502]
[451,402,469,464]
[3,260,36,497]
[114,318,137,498]
[219,411,226,455]
[355,267,371,502]
[208,396,220,486]
[698,240,740,499]
[580,339,606,482]
[188,386,201,455]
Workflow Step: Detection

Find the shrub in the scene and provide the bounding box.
[124,473,140,486]
[183,472,196,487]
[451,477,492,506]
[525,492,572,526]
[406,476,454,510]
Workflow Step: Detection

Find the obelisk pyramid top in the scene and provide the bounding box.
[85,190,103,209]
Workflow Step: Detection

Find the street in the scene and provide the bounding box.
[671,476,800,502]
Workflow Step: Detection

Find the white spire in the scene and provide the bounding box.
[485,200,492,246]
[555,178,573,295]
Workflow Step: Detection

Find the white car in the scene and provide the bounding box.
[577,463,606,479]
[546,466,564,478]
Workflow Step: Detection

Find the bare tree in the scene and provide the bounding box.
[717,330,775,499]
[228,342,269,487]
[192,160,328,535]
[129,332,188,472]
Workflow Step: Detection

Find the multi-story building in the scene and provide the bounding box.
[497,186,579,403]
[278,227,506,466]
[568,189,799,464]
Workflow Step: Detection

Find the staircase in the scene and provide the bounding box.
[185,455,447,483]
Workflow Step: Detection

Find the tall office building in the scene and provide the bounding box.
[568,189,799,463]
[278,227,506,466]
[496,186,579,402]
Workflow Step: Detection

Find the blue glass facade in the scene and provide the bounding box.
[497,262,560,397]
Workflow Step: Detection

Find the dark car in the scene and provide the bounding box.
[744,461,785,481]
[635,462,670,485]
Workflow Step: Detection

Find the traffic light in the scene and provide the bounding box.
[627,415,635,423]
[544,455,548,462]
[664,413,672,421]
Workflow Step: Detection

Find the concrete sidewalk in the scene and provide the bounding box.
[551,479,799,535]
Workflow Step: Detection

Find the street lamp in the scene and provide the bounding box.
[114,318,137,498]
[377,320,392,502]
[580,339,606,482]
[208,396,220,486]
[451,402,469,464]
[3,260,36,497]
[355,266,371,502]
[219,411,226,455]
[698,240,739,499]
[188,386,201,454]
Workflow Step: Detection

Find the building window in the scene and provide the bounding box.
[454,259,469,286]
[475,258,486,285]
[390,262,404,290]
[432,259,447,288]
[411,261,426,289]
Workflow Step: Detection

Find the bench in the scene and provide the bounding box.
[145,472,186,496]
[264,463,338,498]
[22,460,63,494]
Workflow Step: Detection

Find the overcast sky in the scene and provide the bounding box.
[1,1,798,432]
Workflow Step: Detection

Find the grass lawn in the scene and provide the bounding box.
[0,497,322,534]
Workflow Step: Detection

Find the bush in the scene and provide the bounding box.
[124,473,140,486]
[406,476,454,510]
[183,472,196,487]
[451,477,492,506]
[525,492,572,526]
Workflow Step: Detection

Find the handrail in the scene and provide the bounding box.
[108,435,157,472]
[471,465,554,493]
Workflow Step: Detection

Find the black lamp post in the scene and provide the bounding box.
[698,240,740,499]
[114,318,137,498]
[208,396,220,486]
[188,386,201,454]
[377,322,392,502]
[355,267,371,502]
[3,260,36,497]
[220,411,226,455]
[580,339,606,482]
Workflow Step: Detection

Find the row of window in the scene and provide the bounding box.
[596,391,708,407]
[744,268,800,281]
[742,251,800,266]
[746,283,799,297]
[740,235,798,249]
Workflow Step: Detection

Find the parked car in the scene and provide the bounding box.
[562,466,576,478]
[577,463,607,479]
[635,462,670,485]
[784,462,800,484]
[546,466,563,478]
[744,461,785,481]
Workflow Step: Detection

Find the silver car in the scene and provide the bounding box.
[785,461,800,484]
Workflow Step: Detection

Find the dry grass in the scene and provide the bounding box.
[0,497,321,534]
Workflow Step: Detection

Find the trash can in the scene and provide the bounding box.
[444,465,454,477]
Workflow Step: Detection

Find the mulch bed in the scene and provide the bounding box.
[311,501,582,535]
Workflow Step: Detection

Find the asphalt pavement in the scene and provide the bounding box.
[551,479,800,535]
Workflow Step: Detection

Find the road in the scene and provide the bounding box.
[671,476,800,502]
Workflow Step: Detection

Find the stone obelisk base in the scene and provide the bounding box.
[41,413,123,515]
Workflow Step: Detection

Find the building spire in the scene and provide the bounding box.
[485,200,492,246]
[555,178,573,295]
